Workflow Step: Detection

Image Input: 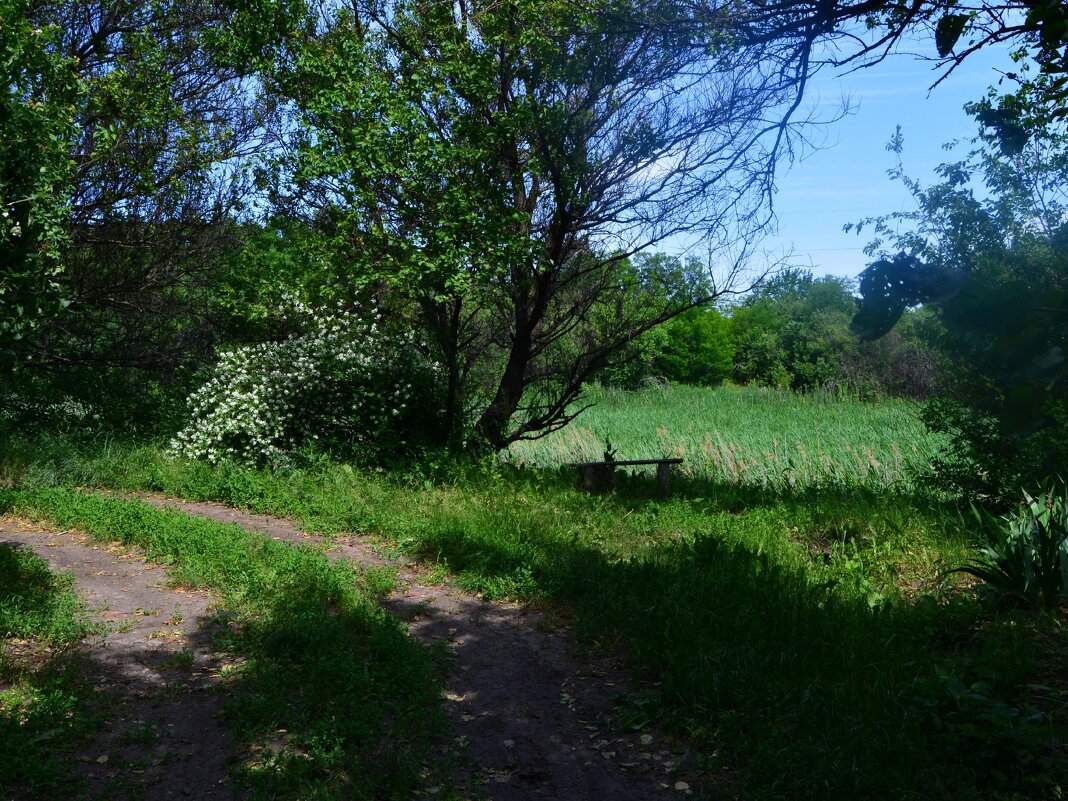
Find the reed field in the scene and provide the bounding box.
[506,383,946,490]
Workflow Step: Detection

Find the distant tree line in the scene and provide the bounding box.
[613,266,943,399]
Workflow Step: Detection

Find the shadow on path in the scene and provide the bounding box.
[0,521,239,801]
[137,496,701,800]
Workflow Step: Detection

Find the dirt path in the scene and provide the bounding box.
[0,518,240,801]
[5,496,705,800]
[135,495,703,800]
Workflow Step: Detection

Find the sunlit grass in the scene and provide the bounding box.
[0,542,102,798]
[506,383,945,490]
[0,490,448,800]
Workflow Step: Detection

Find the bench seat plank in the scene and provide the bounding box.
[565,458,683,468]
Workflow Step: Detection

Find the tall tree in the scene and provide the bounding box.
[268,0,833,450]
[21,0,282,378]
[0,0,80,367]
[851,116,1068,498]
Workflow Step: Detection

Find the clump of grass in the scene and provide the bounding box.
[0,543,102,798]
[0,544,99,643]
[957,481,1068,609]
[169,461,1065,794]
[1,489,448,800]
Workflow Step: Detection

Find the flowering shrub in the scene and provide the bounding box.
[171,300,440,465]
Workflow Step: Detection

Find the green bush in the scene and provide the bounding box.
[730,269,941,397]
[170,301,442,466]
[654,306,734,386]
[957,481,1068,608]
[852,116,1068,499]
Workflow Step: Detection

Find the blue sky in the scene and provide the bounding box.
[760,41,1020,281]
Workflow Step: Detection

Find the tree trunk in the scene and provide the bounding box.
[440,300,463,449]
[476,318,533,451]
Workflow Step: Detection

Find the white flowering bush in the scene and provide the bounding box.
[171,300,440,465]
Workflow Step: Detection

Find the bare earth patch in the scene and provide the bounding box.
[4,497,709,800]
[0,518,239,801]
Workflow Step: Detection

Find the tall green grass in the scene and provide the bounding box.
[3,437,1062,798]
[506,383,945,491]
[1,376,1063,801]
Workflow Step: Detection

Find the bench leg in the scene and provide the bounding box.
[657,462,672,496]
[580,464,617,493]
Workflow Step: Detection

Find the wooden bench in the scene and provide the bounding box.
[565,458,684,496]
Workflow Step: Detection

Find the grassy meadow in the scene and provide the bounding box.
[0,384,1064,800]
[507,383,945,490]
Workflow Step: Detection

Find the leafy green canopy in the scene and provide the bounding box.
[851,118,1068,498]
[1,0,309,431]
[655,305,735,387]
[253,0,835,449]
[0,0,80,366]
[25,0,275,374]
[726,268,939,397]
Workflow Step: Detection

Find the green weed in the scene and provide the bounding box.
[957,481,1068,608]
[119,722,159,745]
[506,383,945,492]
[0,395,1063,798]
[159,649,195,671]
[0,543,99,643]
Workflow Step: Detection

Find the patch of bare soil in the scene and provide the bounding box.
[0,519,240,801]
[134,495,706,800]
